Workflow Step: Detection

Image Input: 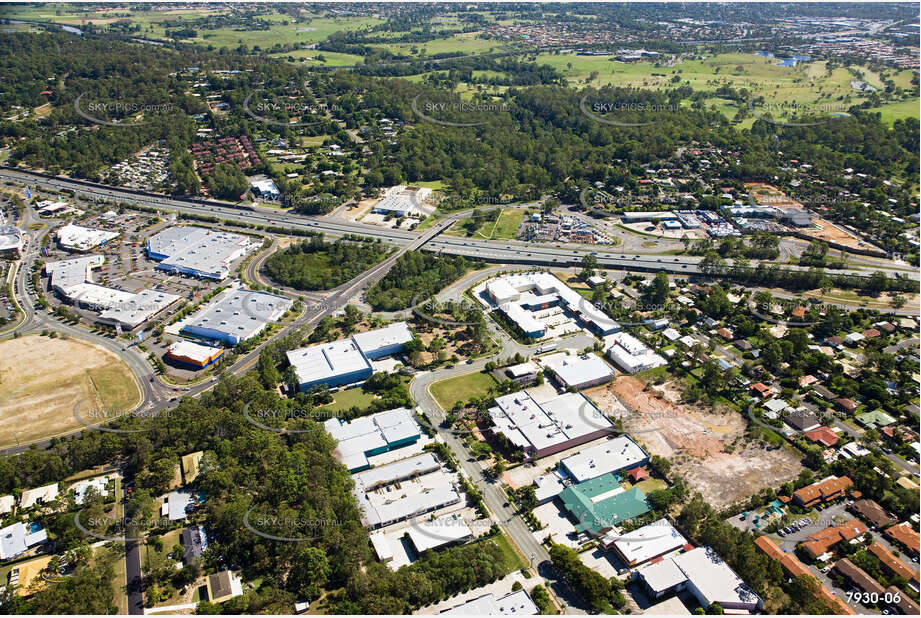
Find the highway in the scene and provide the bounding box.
[2,168,917,283]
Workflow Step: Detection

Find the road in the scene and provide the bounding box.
[2,169,917,283]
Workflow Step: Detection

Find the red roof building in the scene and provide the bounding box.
[804,427,839,447]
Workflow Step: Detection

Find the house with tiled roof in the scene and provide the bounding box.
[888,585,920,615]
[855,409,896,430]
[862,328,881,339]
[799,520,867,561]
[812,385,836,400]
[834,558,884,596]
[835,398,859,413]
[886,522,920,557]
[754,536,854,615]
[792,476,853,509]
[750,382,771,399]
[868,542,919,588]
[804,427,839,447]
[849,500,897,529]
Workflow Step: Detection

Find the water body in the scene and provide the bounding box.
[757,51,811,66]
[4,19,83,35]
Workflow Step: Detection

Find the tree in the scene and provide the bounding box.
[579,254,598,280]
[649,271,669,305]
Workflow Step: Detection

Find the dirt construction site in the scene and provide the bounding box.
[585,376,803,510]
[0,335,140,448]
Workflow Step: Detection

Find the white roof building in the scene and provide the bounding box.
[56,223,119,252]
[0,522,47,560]
[351,322,414,359]
[147,226,256,280]
[605,332,666,374]
[671,546,762,612]
[560,436,649,483]
[488,391,614,459]
[662,328,681,342]
[166,340,224,365]
[0,225,23,254]
[370,532,393,563]
[407,512,473,553]
[45,256,179,329]
[181,287,292,345]
[484,272,621,337]
[609,518,687,566]
[71,477,109,505]
[541,353,615,390]
[0,495,14,515]
[166,490,194,521]
[288,338,373,392]
[324,408,422,471]
[19,484,59,509]
[442,590,539,615]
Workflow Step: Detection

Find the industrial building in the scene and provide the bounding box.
[609,518,687,566]
[181,287,292,345]
[560,436,649,483]
[45,256,179,330]
[372,185,431,217]
[287,322,414,391]
[441,590,539,615]
[605,331,666,374]
[484,272,620,338]
[55,223,118,252]
[636,546,763,613]
[0,225,23,257]
[147,226,256,280]
[406,512,473,553]
[487,391,615,460]
[166,340,225,369]
[351,453,460,529]
[324,408,423,472]
[541,352,615,390]
[558,474,650,536]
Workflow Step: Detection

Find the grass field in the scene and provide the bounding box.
[450,208,526,240]
[319,387,377,413]
[868,98,921,124]
[533,51,919,123]
[0,335,140,448]
[370,31,507,57]
[429,371,497,410]
[270,49,364,66]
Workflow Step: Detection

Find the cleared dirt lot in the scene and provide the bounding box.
[586,376,802,510]
[0,335,140,447]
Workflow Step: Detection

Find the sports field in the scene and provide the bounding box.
[429,371,497,410]
[0,335,141,448]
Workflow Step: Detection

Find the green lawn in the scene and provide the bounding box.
[429,371,497,410]
[371,31,507,57]
[271,49,364,66]
[490,533,529,572]
[450,209,526,240]
[868,99,920,124]
[318,387,378,413]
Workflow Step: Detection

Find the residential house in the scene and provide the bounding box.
[804,427,839,447]
[792,476,853,509]
[799,520,867,561]
[834,398,859,414]
[833,558,884,596]
[868,542,920,589]
[849,500,897,529]
[886,523,920,557]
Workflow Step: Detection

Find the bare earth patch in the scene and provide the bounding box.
[0,335,140,447]
[586,376,803,510]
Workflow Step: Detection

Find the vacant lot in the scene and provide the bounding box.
[587,376,802,510]
[429,371,497,410]
[0,335,140,447]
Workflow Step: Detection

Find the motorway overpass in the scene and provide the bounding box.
[1,168,917,282]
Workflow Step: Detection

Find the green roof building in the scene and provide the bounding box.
[559,473,651,536]
[855,409,896,429]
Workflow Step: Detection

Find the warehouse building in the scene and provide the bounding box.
[0,225,23,257]
[605,331,666,374]
[560,436,648,483]
[55,223,119,252]
[442,590,539,615]
[147,226,256,280]
[637,546,763,613]
[324,408,422,472]
[406,512,473,554]
[181,287,292,345]
[165,340,225,369]
[559,474,650,537]
[45,256,179,330]
[541,352,615,390]
[287,322,414,391]
[610,518,687,567]
[351,453,460,529]
[487,391,615,460]
[484,272,620,338]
